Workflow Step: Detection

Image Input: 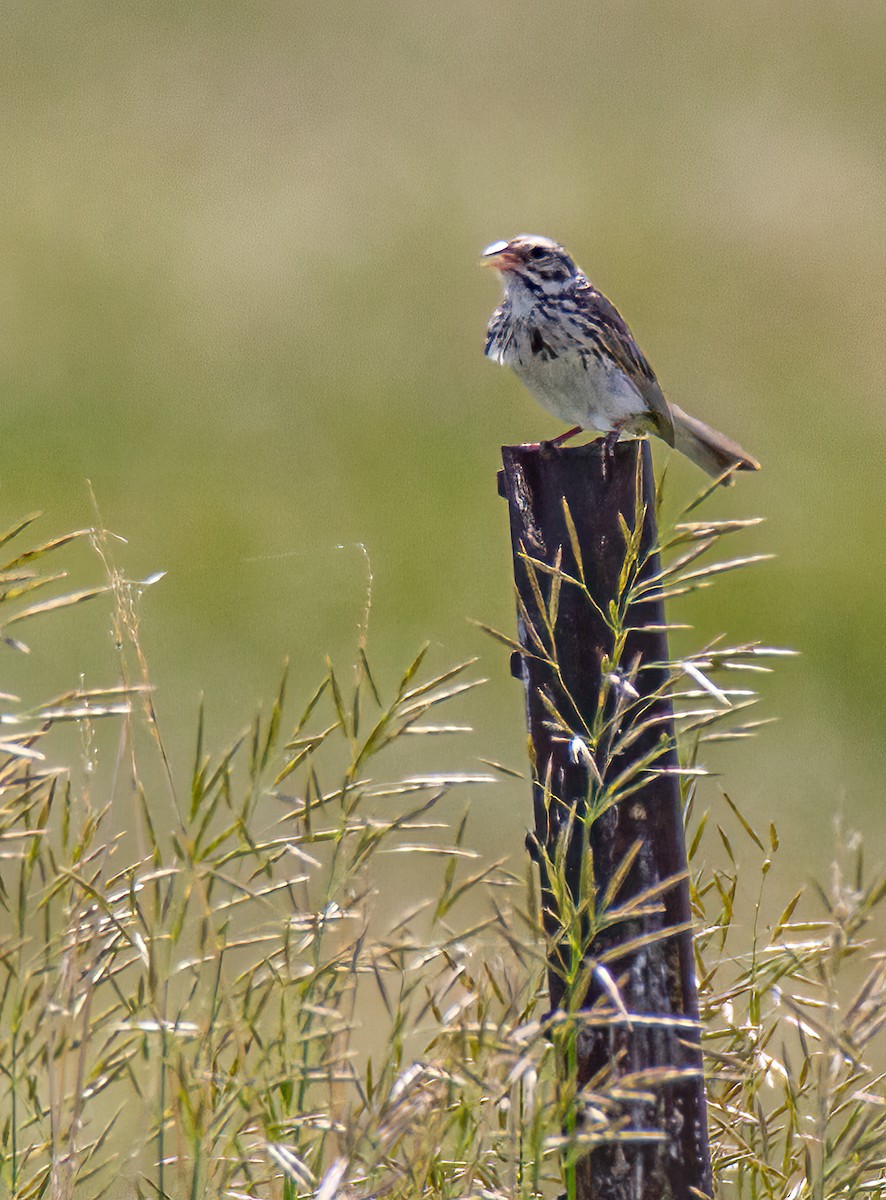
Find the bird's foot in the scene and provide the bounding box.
[546,425,583,448]
[600,426,624,480]
[532,425,584,452]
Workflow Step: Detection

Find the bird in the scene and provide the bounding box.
[482,234,760,479]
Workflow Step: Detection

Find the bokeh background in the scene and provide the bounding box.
[1,1,883,882]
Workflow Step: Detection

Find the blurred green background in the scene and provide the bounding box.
[1,1,883,879]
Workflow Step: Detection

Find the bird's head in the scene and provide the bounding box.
[481,235,580,296]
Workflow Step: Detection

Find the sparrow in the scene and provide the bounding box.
[482,234,760,479]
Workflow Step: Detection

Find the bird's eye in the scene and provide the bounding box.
[528,247,546,261]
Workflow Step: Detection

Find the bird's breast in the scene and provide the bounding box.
[507,329,649,433]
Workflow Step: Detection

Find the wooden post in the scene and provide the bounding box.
[499,439,712,1200]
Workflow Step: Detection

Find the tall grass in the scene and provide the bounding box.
[0,496,883,1199]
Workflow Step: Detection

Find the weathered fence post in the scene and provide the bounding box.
[499,438,712,1200]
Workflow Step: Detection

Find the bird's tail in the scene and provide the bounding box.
[670,404,760,481]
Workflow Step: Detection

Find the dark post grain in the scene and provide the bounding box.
[500,438,712,1200]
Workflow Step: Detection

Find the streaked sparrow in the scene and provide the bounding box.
[483,234,759,479]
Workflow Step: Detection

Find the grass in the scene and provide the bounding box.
[0,486,883,1199]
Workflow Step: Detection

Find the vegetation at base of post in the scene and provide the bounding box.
[0,495,883,1199]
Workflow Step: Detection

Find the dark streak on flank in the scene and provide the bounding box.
[529,326,559,360]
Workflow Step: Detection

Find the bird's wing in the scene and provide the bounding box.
[574,282,675,446]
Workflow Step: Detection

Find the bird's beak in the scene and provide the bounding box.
[481,240,519,270]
